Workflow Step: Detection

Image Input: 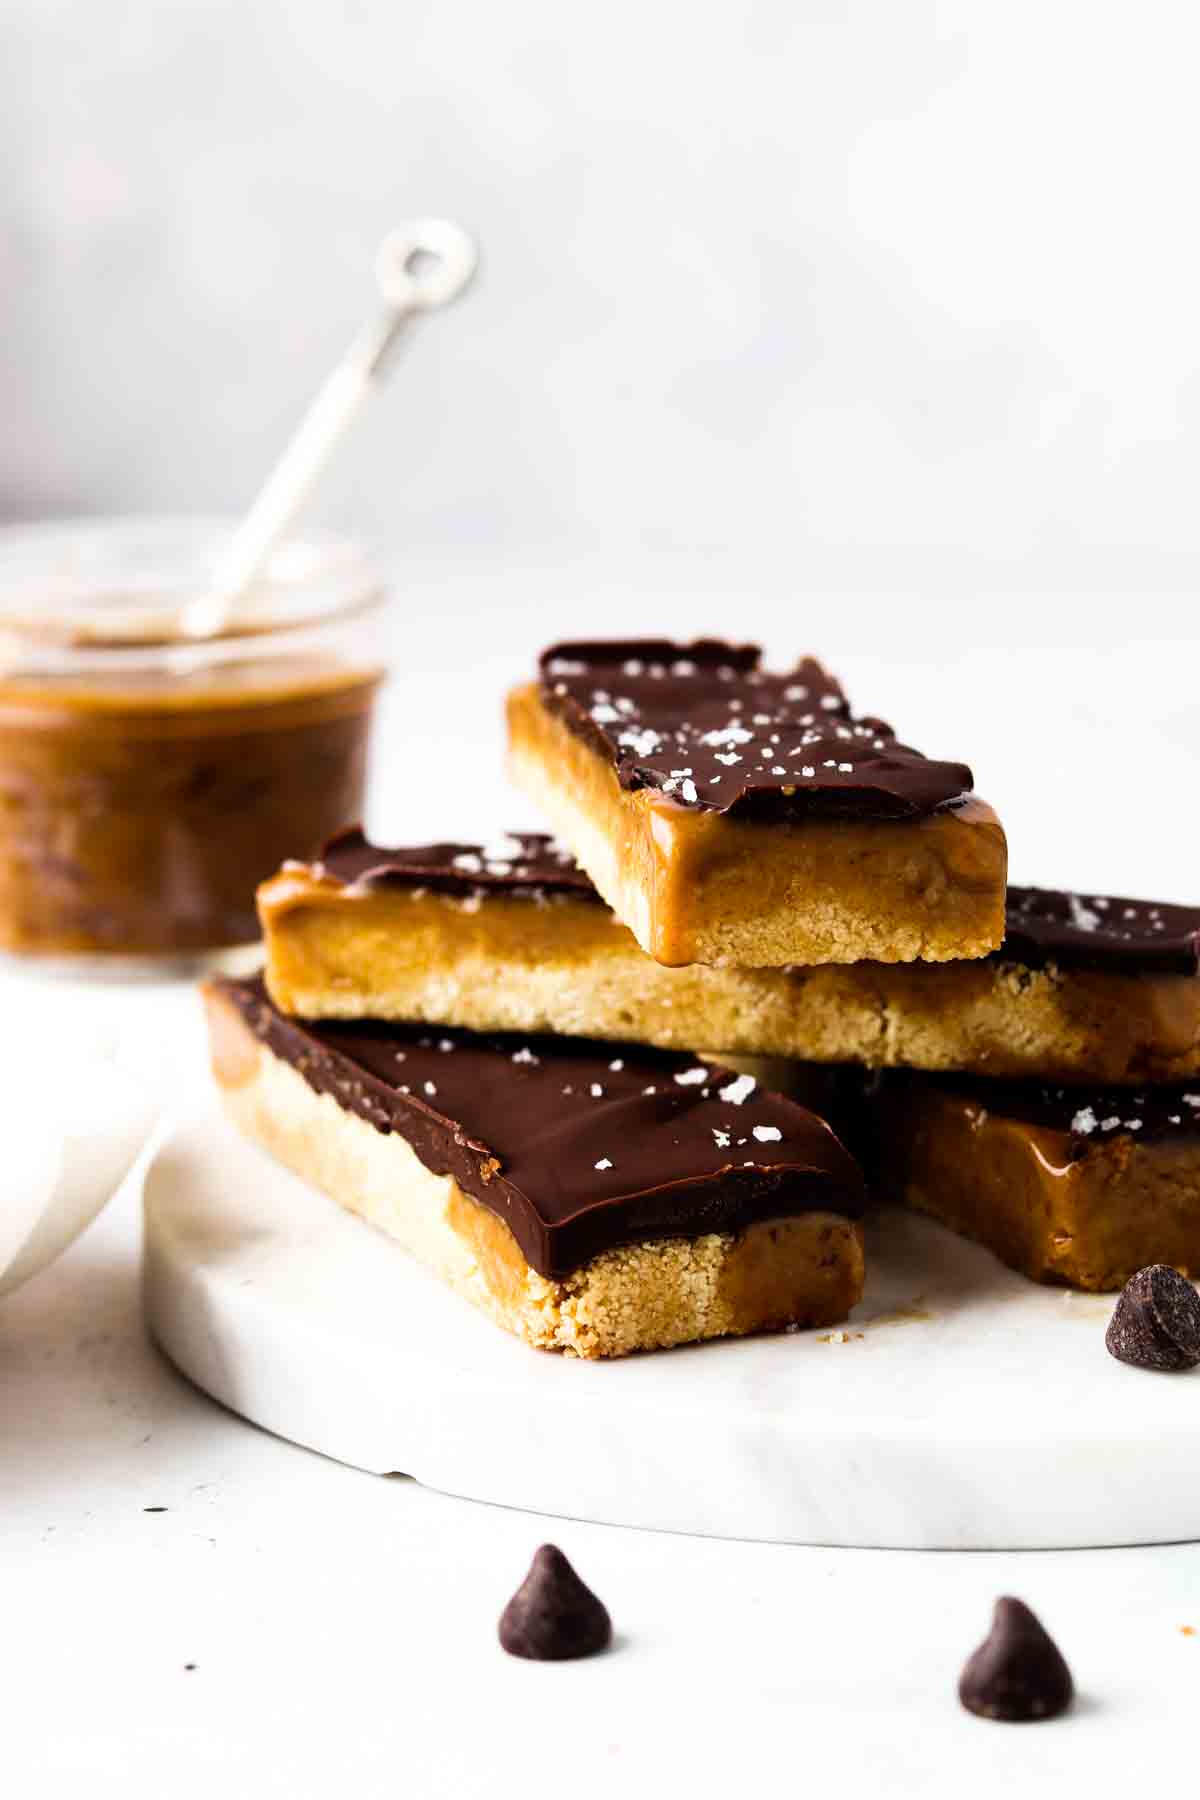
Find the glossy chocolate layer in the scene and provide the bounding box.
[537,638,974,821]
[1000,886,1200,977]
[219,977,866,1278]
[311,825,600,903]
[913,1074,1200,1150]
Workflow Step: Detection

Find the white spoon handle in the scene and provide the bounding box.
[183,219,477,641]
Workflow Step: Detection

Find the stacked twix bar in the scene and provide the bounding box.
[204,639,1200,1357]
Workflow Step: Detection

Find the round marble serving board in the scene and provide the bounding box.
[144,1103,1200,1551]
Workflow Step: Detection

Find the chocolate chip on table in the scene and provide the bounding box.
[1105,1264,1200,1372]
[498,1545,612,1661]
[958,1597,1074,1722]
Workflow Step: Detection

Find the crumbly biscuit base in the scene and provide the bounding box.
[205,987,864,1359]
[505,684,1006,967]
[259,877,1200,1085]
[881,1085,1200,1291]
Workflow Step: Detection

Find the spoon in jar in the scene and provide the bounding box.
[179,218,478,643]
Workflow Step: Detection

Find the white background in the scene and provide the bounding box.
[6,3,1200,895]
[4,1162,1200,1799]
[5,2,1200,596]
[4,5,1200,1794]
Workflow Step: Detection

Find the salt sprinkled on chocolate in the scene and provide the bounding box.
[311,827,603,910]
[222,978,867,1280]
[537,639,973,821]
[930,1076,1200,1148]
[1001,885,1200,977]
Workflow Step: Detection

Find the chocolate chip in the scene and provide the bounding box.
[1105,1264,1200,1372]
[958,1597,1073,1722]
[498,1544,612,1661]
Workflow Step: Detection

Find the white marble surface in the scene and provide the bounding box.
[146,1100,1200,1552]
[3,1120,1198,1797]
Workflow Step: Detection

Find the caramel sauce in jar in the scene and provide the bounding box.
[0,519,387,971]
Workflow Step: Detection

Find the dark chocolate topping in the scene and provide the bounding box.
[998,886,1200,977]
[1105,1266,1200,1372]
[498,1546,612,1661]
[537,638,974,821]
[958,1597,1074,1723]
[219,977,867,1278]
[918,1073,1200,1149]
[309,825,601,904]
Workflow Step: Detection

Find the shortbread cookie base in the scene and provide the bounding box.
[260,876,1200,1085]
[205,987,864,1358]
[505,684,1006,967]
[880,1085,1200,1291]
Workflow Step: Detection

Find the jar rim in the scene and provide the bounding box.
[0,514,385,653]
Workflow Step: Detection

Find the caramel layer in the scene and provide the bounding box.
[507,682,1006,967]
[258,861,1200,1085]
[877,1081,1200,1291]
[0,659,379,956]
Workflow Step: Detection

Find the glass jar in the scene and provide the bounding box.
[0,516,388,974]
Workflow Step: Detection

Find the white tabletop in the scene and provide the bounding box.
[3,589,1198,1796]
[0,985,1194,1799]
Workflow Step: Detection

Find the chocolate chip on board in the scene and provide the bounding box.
[498,1544,612,1661]
[1105,1264,1200,1372]
[958,1597,1074,1722]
